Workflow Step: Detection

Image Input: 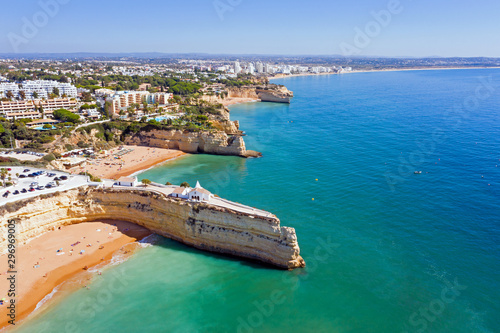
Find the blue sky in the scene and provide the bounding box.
[1,0,499,57]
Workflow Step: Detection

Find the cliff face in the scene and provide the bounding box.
[0,188,305,269]
[201,86,294,105]
[256,86,294,104]
[227,87,260,99]
[124,129,248,156]
[125,106,261,157]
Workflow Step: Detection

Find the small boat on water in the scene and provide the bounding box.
[414,171,422,174]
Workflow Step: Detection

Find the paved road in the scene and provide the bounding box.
[1,167,275,219]
[74,119,111,131]
[102,183,275,219]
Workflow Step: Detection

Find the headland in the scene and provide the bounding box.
[0,166,305,329]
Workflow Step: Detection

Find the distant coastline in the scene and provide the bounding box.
[269,66,500,80]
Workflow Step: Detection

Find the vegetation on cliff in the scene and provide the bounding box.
[0,119,73,150]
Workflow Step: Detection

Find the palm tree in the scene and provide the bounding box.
[5,91,14,100]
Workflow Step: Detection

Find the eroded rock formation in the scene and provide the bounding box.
[124,129,261,157]
[0,188,305,269]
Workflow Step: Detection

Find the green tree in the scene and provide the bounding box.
[165,182,172,185]
[53,109,80,123]
[43,153,56,162]
[32,91,39,99]
[142,179,152,186]
[82,91,92,102]
[180,182,190,188]
[52,87,60,97]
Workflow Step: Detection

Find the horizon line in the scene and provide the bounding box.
[1,52,500,60]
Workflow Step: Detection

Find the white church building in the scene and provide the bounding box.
[170,181,213,202]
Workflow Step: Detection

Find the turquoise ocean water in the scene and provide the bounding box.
[15,70,500,333]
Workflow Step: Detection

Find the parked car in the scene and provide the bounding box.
[60,176,68,180]
[53,177,60,181]
[2,192,8,198]
[23,169,30,173]
[31,182,38,187]
[29,188,35,192]
[19,175,26,178]
[21,188,27,193]
[37,185,45,190]
[13,190,19,195]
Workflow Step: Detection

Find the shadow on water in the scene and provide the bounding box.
[144,233,288,272]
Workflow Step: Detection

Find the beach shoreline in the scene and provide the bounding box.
[0,221,151,330]
[222,97,260,106]
[67,145,186,180]
[269,66,500,80]
[128,153,187,178]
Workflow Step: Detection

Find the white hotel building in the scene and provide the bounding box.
[0,82,19,98]
[21,80,78,99]
[106,91,172,115]
[0,80,78,100]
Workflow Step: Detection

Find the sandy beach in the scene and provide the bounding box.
[0,220,151,330]
[269,66,500,80]
[222,97,260,106]
[68,145,186,179]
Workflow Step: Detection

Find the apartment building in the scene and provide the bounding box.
[0,82,19,99]
[35,98,78,117]
[21,80,78,99]
[0,101,39,120]
[106,91,172,115]
[0,98,77,120]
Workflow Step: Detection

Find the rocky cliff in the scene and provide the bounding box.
[227,87,260,99]
[201,86,294,105]
[124,129,260,157]
[125,106,261,157]
[256,86,294,103]
[0,188,305,269]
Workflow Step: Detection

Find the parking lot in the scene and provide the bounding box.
[0,166,92,206]
[0,150,46,161]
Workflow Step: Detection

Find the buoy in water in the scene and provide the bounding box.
[312,198,315,201]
